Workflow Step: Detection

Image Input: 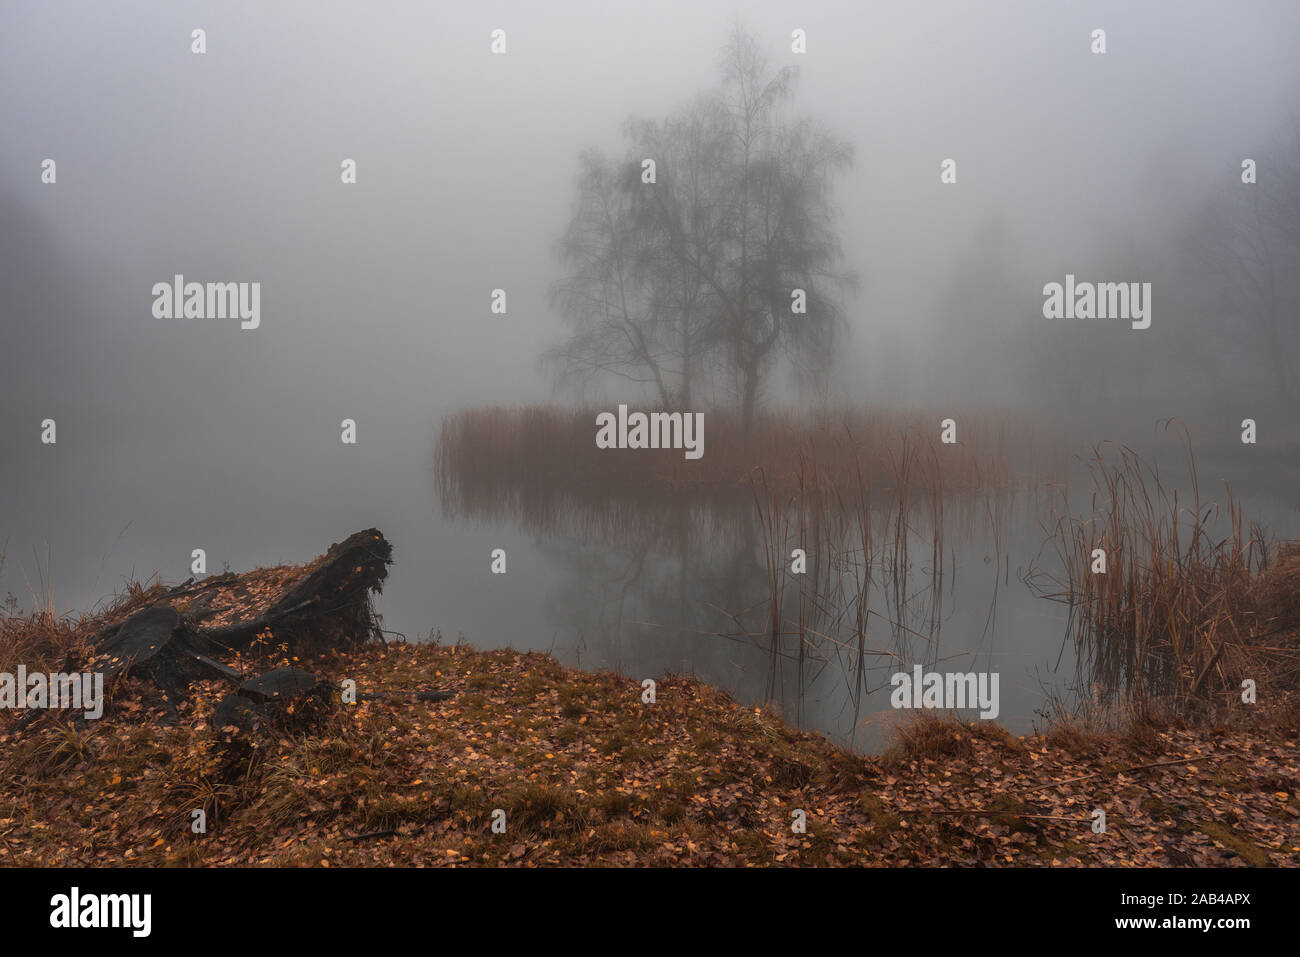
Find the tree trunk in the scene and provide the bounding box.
[740,361,760,446]
[680,321,692,408]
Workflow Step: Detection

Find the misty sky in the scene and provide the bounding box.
[3,0,1299,626]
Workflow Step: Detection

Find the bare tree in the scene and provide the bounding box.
[548,26,857,434]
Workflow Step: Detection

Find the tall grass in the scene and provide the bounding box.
[435,403,1034,741]
[739,430,986,742]
[436,404,1031,535]
[1036,439,1296,708]
[0,567,168,734]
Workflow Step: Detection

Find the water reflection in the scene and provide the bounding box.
[437,445,1068,751]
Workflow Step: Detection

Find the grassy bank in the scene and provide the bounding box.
[2,614,1297,867]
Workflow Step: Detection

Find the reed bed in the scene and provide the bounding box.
[1035,441,1299,709]
[436,403,1028,738]
[435,404,1032,533]
[738,430,986,740]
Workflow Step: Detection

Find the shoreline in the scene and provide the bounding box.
[3,637,1296,867]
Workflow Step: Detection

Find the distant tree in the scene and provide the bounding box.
[548,26,857,436]
[1189,123,1300,404]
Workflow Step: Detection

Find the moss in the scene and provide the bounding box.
[768,751,817,788]
[554,723,581,745]
[660,800,687,824]
[985,792,1037,829]
[662,770,697,800]
[457,691,488,713]
[498,782,589,834]
[515,673,550,698]
[731,829,777,863]
[582,822,661,854]
[855,791,901,846]
[1208,761,1250,791]
[1197,821,1272,866]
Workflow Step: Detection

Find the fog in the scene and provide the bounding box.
[3,2,1299,732]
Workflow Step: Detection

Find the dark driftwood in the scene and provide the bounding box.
[197,529,394,651]
[212,666,337,735]
[238,666,323,703]
[17,530,456,737]
[86,530,395,717]
[95,606,242,687]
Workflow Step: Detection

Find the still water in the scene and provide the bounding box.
[4,418,1296,752]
